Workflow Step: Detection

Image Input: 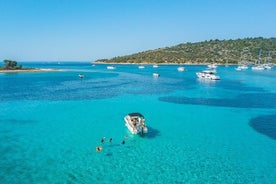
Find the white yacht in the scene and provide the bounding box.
[124,113,148,134]
[252,49,265,71]
[153,64,159,68]
[235,65,248,71]
[138,65,145,69]
[236,48,250,71]
[107,65,116,70]
[78,74,84,78]
[263,64,272,70]
[153,73,160,77]
[196,70,220,80]
[252,65,265,70]
[177,66,185,72]
[263,52,273,69]
[207,64,217,69]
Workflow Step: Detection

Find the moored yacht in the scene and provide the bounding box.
[207,63,217,69]
[252,49,265,71]
[235,65,248,71]
[153,73,160,77]
[177,66,185,72]
[107,65,116,70]
[252,65,265,70]
[196,70,220,80]
[124,113,148,134]
[236,48,250,71]
[78,74,84,78]
[263,64,272,70]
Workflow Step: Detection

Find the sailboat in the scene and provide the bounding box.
[263,51,273,69]
[235,48,249,71]
[252,49,265,70]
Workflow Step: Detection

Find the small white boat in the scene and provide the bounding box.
[138,65,145,69]
[153,73,160,77]
[252,49,265,71]
[153,64,159,68]
[177,66,185,72]
[107,65,116,70]
[263,64,272,70]
[78,74,84,78]
[235,65,248,71]
[252,65,265,70]
[124,113,148,134]
[207,64,217,69]
[196,70,220,80]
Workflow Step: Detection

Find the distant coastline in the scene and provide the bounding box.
[0,59,62,73]
[94,37,276,65]
[93,61,236,66]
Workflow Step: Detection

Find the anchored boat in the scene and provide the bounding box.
[196,70,220,80]
[124,113,148,134]
[177,66,185,72]
[107,65,116,70]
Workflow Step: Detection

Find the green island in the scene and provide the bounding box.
[0,60,24,70]
[0,60,57,73]
[0,59,37,73]
[95,37,276,64]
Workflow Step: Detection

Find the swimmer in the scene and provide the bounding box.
[109,138,112,143]
[95,146,103,152]
[101,137,105,144]
[121,140,125,145]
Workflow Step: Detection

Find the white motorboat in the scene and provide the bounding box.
[153,73,160,77]
[152,73,160,78]
[153,64,159,68]
[252,65,265,70]
[236,48,250,71]
[207,64,217,69]
[235,65,248,71]
[124,113,148,134]
[196,70,220,80]
[252,49,265,71]
[263,64,272,69]
[177,66,185,72]
[138,65,145,69]
[78,74,84,78]
[107,65,116,70]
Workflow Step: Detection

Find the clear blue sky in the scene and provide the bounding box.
[0,0,275,61]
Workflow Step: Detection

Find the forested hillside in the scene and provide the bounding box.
[95,37,276,64]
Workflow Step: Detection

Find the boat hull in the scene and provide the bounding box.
[196,72,220,80]
[124,116,148,134]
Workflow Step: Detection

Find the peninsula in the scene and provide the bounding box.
[95,37,276,65]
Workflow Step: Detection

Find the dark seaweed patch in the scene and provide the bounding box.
[249,114,276,140]
[159,93,276,109]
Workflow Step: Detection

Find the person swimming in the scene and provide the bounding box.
[121,140,125,145]
[109,138,112,143]
[95,146,103,152]
[101,137,105,144]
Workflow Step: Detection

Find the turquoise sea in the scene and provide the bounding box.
[0,62,276,184]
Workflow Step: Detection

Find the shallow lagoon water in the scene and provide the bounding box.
[0,63,276,183]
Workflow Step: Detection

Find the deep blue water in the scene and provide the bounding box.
[0,62,276,183]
